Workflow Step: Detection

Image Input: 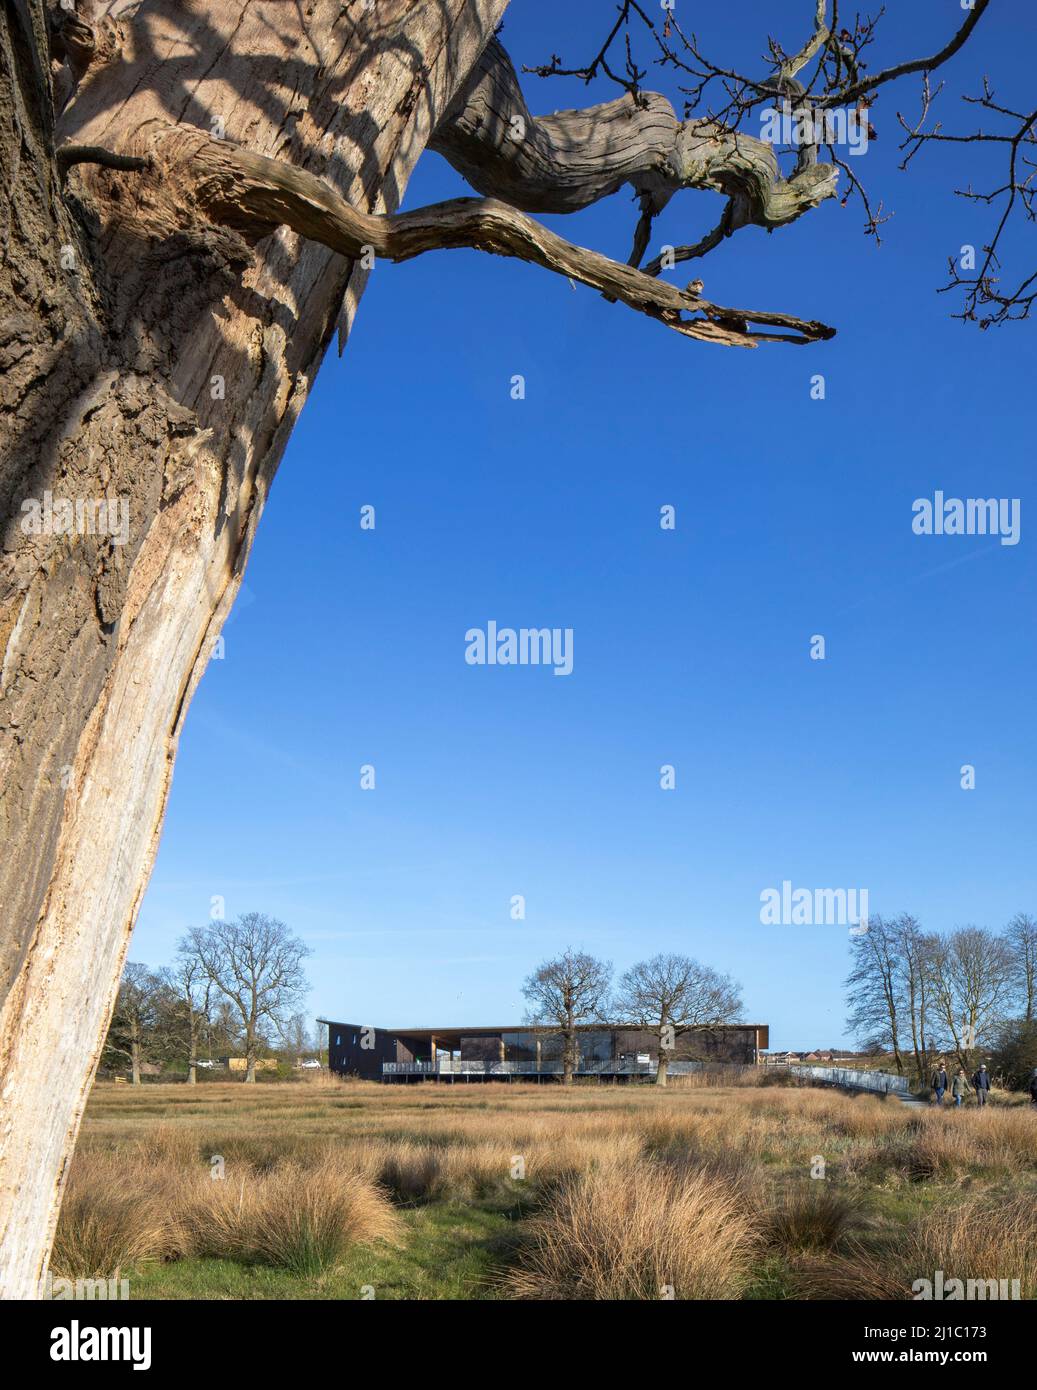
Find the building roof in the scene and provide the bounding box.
[320,1018,768,1040]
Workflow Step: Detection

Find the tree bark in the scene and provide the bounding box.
[0,0,506,1299]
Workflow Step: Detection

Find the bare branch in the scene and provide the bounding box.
[781,0,831,83]
[146,126,834,348]
[898,76,1037,325]
[819,0,992,107]
[507,1,1008,325]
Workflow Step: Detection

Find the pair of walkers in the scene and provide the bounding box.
[930,1061,991,1107]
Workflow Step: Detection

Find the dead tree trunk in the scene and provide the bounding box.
[1,0,847,1298]
[0,0,507,1299]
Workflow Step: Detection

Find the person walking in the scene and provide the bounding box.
[951,1068,970,1107]
[931,1062,948,1105]
[971,1062,991,1106]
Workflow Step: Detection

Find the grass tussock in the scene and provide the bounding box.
[790,1192,1037,1300]
[866,1107,1037,1183]
[51,1153,187,1279]
[187,1157,398,1275]
[907,1193,1037,1298]
[507,1157,760,1300]
[767,1186,859,1253]
[52,1147,396,1279]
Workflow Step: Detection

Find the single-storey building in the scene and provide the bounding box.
[320,1019,769,1082]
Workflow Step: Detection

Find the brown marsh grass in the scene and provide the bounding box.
[791,1192,1037,1300]
[507,1156,761,1300]
[61,1079,1037,1297]
[185,1156,398,1275]
[52,1143,397,1279]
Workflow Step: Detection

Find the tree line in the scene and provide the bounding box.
[846,913,1037,1086]
[522,948,743,1087]
[103,913,312,1084]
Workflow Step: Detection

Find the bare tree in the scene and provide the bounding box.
[893,916,941,1087]
[101,962,168,1085]
[184,914,310,1084]
[929,927,1016,1072]
[202,996,239,1067]
[0,0,1011,1295]
[279,1011,316,1068]
[522,949,612,1086]
[613,953,742,1087]
[169,947,211,1086]
[845,916,907,1075]
[1005,913,1037,1022]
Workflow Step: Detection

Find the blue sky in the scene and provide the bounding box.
[130,1,1036,1049]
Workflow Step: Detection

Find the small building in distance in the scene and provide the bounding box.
[320,1020,769,1082]
[224,1056,278,1073]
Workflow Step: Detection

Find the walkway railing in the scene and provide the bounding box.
[382,1058,707,1077]
[787,1064,910,1095]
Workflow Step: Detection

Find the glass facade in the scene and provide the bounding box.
[502,1031,537,1062]
[578,1030,613,1062]
[529,1030,617,1063]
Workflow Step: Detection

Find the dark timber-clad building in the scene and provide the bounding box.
[321,1020,769,1082]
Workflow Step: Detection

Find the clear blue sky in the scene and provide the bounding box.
[130,1,1036,1050]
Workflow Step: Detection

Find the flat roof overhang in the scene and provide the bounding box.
[320,1019,768,1047]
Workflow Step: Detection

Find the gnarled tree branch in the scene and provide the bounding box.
[429,38,838,240]
[140,126,834,348]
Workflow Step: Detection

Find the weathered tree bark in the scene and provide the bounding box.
[430,38,838,231]
[1,0,841,1299]
[0,0,508,1299]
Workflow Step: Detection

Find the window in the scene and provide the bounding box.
[579,1031,613,1062]
[502,1031,536,1062]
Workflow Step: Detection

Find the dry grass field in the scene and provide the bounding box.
[56,1074,1037,1300]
